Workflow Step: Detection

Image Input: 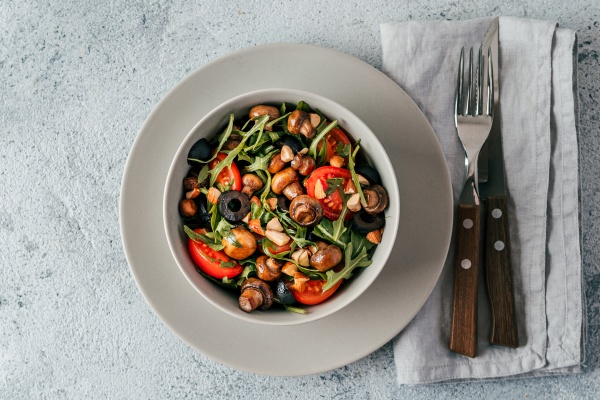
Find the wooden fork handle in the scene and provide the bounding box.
[449,203,480,358]
[485,196,518,348]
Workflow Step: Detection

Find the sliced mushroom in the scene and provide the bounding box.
[310,244,343,272]
[221,227,257,260]
[256,255,283,282]
[361,185,389,215]
[271,167,298,195]
[287,110,316,138]
[239,278,274,312]
[289,195,323,227]
[241,174,263,198]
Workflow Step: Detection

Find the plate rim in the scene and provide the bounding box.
[119,42,453,376]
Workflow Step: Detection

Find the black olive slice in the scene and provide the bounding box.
[277,195,291,212]
[355,165,382,185]
[274,135,304,154]
[196,197,211,228]
[187,138,212,165]
[218,191,250,222]
[276,280,296,305]
[352,211,385,234]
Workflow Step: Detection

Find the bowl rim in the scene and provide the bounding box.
[163,88,400,325]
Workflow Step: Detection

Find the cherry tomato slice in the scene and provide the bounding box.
[305,166,354,221]
[324,127,351,161]
[288,279,343,305]
[188,229,243,279]
[209,152,242,191]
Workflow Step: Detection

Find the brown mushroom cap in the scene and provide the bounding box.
[271,167,298,195]
[249,105,280,131]
[287,110,316,138]
[362,185,389,215]
[239,277,274,312]
[310,244,343,272]
[241,173,263,198]
[221,227,257,260]
[179,198,197,218]
[289,195,323,227]
[256,255,283,282]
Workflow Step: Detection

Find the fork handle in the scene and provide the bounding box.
[449,203,480,358]
[485,196,519,348]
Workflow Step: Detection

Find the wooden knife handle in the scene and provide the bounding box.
[449,203,480,358]
[485,196,518,348]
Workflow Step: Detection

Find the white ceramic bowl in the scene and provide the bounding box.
[163,88,399,325]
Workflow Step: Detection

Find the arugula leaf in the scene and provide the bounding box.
[279,102,286,116]
[323,243,372,291]
[259,170,272,204]
[325,178,344,196]
[262,238,291,260]
[188,114,235,164]
[208,202,221,233]
[235,264,257,286]
[284,305,308,314]
[196,164,209,185]
[184,225,224,251]
[350,229,375,258]
[219,260,238,268]
[309,120,338,159]
[266,112,291,131]
[296,101,310,112]
[330,196,349,242]
[335,142,351,158]
[195,267,239,290]
[244,149,278,173]
[348,140,367,205]
[209,115,269,186]
[215,219,241,248]
[313,218,346,249]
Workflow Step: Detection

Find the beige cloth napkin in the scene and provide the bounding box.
[381,17,584,384]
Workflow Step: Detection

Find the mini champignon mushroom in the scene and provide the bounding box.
[179,198,197,218]
[361,185,389,215]
[310,244,343,272]
[239,278,274,312]
[249,105,280,131]
[268,153,287,174]
[291,154,316,176]
[223,133,243,150]
[289,195,323,227]
[221,227,257,260]
[288,110,317,139]
[255,255,283,282]
[271,167,299,195]
[241,173,263,198]
[282,181,304,200]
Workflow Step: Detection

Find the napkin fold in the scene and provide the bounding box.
[381,17,584,384]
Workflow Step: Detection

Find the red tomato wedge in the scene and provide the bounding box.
[325,127,351,161]
[288,279,343,305]
[209,152,242,191]
[188,229,243,279]
[305,166,354,221]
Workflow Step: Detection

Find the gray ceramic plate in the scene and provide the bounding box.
[119,43,453,376]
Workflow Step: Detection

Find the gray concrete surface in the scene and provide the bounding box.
[1,1,598,398]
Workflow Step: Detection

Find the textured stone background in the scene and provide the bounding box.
[1,1,598,398]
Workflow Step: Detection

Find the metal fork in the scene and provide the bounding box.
[449,46,494,358]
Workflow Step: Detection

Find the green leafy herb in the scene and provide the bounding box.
[188,114,235,164]
[323,243,372,291]
[325,178,344,196]
[348,140,367,204]
[266,112,291,131]
[350,229,376,258]
[262,238,291,260]
[244,149,278,173]
[219,260,238,268]
[279,102,287,116]
[259,170,272,204]
[309,120,338,159]
[313,218,346,249]
[284,305,308,314]
[197,164,209,185]
[209,115,269,186]
[184,225,224,251]
[335,142,351,158]
[296,101,310,112]
[215,219,241,248]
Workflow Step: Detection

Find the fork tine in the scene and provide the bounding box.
[487,47,494,117]
[477,46,483,116]
[465,48,473,115]
[455,47,464,124]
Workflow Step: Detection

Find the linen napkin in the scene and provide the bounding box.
[381,17,584,384]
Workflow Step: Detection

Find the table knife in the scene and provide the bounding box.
[479,17,519,348]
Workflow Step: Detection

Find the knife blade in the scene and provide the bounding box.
[479,17,519,348]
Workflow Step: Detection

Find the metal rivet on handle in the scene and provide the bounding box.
[494,241,505,251]
[463,219,473,229]
[461,259,472,269]
[492,208,502,219]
